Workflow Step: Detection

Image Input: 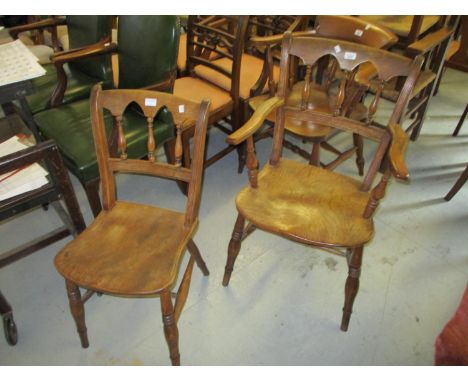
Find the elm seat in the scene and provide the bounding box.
[34,99,174,181]
[55,201,197,295]
[194,53,280,99]
[236,159,374,248]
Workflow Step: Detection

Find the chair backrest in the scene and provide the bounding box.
[117,16,179,90]
[67,15,113,83]
[90,85,210,227]
[186,15,249,100]
[247,16,309,39]
[315,15,398,49]
[271,34,422,192]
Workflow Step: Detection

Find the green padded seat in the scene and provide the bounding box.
[27,15,113,114]
[34,98,175,181]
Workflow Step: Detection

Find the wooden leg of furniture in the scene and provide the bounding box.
[453,104,468,137]
[309,140,321,166]
[83,179,102,218]
[65,279,89,348]
[0,290,17,346]
[160,290,180,366]
[444,165,468,201]
[341,246,363,332]
[353,133,365,176]
[186,239,209,276]
[222,213,245,286]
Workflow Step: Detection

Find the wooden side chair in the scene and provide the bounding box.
[54,85,211,366]
[9,16,114,114]
[33,16,179,217]
[222,33,422,332]
[248,15,398,173]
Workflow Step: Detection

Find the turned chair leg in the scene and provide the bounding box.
[65,279,89,348]
[222,214,245,286]
[309,141,321,166]
[160,290,180,366]
[444,165,468,201]
[187,239,209,276]
[453,103,468,137]
[341,246,363,332]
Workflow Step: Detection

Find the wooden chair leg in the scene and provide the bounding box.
[83,179,102,217]
[453,103,468,137]
[160,290,180,366]
[444,165,468,201]
[187,239,209,276]
[341,246,363,332]
[222,213,245,286]
[309,141,321,166]
[65,279,89,348]
[353,134,365,176]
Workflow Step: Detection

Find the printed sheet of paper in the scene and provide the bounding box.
[0,136,49,201]
[0,39,46,86]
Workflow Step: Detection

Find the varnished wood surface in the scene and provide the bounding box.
[55,201,198,295]
[236,159,374,248]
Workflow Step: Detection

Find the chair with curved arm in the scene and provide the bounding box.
[33,16,179,217]
[9,16,114,115]
[222,33,422,333]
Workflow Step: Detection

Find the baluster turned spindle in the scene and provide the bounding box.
[363,168,391,219]
[367,80,384,124]
[246,136,258,188]
[147,117,156,162]
[301,65,312,111]
[116,115,127,159]
[334,73,348,117]
[174,125,183,167]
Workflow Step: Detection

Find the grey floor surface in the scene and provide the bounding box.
[0,68,467,366]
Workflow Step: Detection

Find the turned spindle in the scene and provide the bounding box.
[116,115,127,159]
[301,65,312,111]
[147,117,156,162]
[246,136,258,188]
[174,125,183,167]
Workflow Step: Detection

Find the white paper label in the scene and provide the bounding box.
[179,104,185,113]
[145,98,157,107]
[344,51,357,60]
[334,45,341,53]
[354,29,363,37]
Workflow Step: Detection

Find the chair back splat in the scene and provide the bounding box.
[90,85,210,226]
[271,34,422,190]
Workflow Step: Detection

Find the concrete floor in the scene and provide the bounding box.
[0,68,467,365]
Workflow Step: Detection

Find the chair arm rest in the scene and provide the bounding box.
[51,39,116,64]
[226,96,284,145]
[8,17,66,39]
[387,124,409,181]
[406,27,454,56]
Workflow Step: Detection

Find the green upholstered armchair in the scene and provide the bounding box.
[33,16,180,217]
[9,16,114,115]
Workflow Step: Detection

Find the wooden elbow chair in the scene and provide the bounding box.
[33,16,180,217]
[54,85,210,365]
[9,16,114,115]
[222,33,422,333]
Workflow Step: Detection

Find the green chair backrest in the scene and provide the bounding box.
[67,15,113,84]
[117,16,179,89]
